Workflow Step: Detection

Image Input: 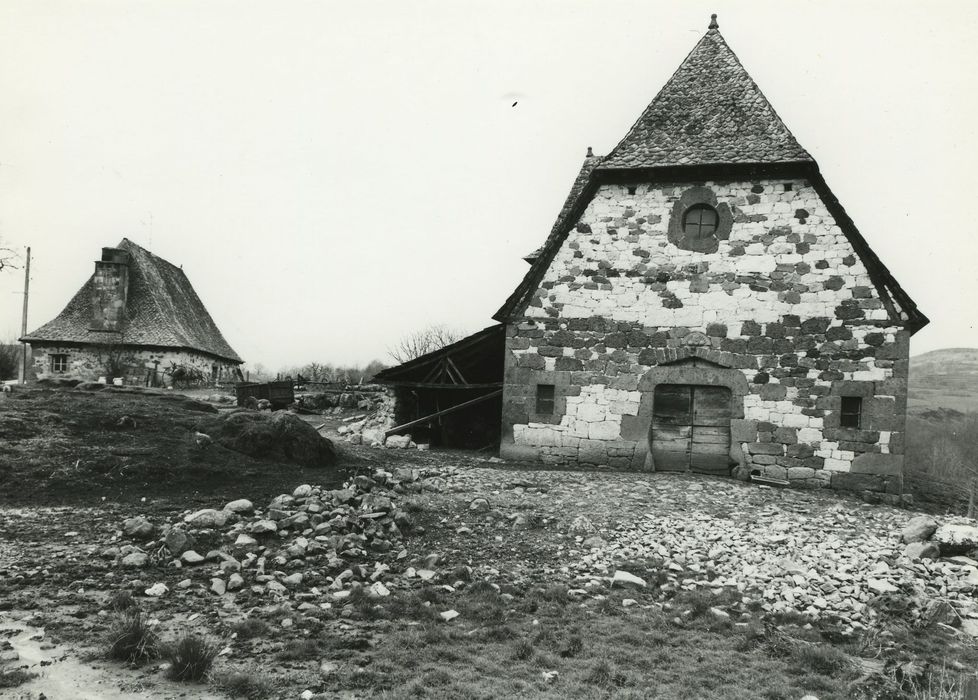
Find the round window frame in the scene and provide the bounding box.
[681,203,719,239]
[666,187,733,254]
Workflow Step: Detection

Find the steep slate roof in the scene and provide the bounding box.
[494,16,928,334]
[23,238,243,363]
[602,20,812,169]
[523,150,602,265]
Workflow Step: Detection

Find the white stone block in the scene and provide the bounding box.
[823,458,850,472]
[589,421,621,441]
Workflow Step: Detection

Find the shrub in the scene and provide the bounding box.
[512,638,535,661]
[791,643,850,676]
[106,613,158,664]
[212,670,274,699]
[559,633,584,658]
[107,590,137,613]
[0,669,37,688]
[278,639,319,661]
[229,618,270,641]
[166,635,219,682]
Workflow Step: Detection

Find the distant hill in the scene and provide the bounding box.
[909,347,978,414]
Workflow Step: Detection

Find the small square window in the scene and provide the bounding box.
[627,186,637,195]
[783,183,793,192]
[536,384,555,414]
[840,396,862,429]
[50,353,68,373]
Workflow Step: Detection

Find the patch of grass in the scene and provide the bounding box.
[212,670,274,699]
[559,633,584,658]
[512,638,535,661]
[384,592,440,622]
[107,590,137,613]
[790,643,850,676]
[0,668,37,688]
[402,498,425,513]
[278,638,319,661]
[106,612,158,664]
[166,635,219,682]
[229,618,271,641]
[583,659,631,688]
[456,580,507,624]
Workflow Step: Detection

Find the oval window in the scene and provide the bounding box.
[682,204,718,239]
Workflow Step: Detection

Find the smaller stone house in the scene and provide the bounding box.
[22,238,243,386]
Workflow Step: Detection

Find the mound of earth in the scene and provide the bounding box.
[196,409,337,469]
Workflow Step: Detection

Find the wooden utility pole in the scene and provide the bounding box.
[19,247,30,384]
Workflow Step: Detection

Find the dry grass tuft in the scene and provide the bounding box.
[106,612,158,664]
[166,635,219,682]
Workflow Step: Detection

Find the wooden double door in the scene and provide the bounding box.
[650,384,733,475]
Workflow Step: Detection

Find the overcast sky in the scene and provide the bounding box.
[1,1,976,370]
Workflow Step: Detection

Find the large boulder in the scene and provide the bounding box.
[901,515,939,543]
[933,523,978,556]
[196,410,337,468]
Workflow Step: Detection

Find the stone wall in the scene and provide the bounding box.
[30,344,241,387]
[500,178,910,501]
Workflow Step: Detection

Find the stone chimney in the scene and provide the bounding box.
[90,247,130,332]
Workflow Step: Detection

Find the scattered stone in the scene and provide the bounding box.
[903,541,940,560]
[250,520,278,535]
[320,660,339,677]
[224,499,254,514]
[370,582,391,597]
[622,598,638,607]
[933,523,978,556]
[440,609,459,622]
[469,498,491,513]
[144,583,168,597]
[121,516,154,539]
[210,578,227,595]
[227,573,244,591]
[165,529,195,556]
[611,570,647,589]
[121,552,148,568]
[901,515,939,543]
[568,515,596,535]
[181,550,205,565]
[184,509,228,529]
[868,578,898,594]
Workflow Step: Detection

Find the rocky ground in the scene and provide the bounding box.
[2,443,978,698]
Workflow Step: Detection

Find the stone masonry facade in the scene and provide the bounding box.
[31,344,241,387]
[499,178,909,500]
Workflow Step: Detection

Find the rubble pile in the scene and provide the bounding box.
[109,467,446,603]
[336,393,428,451]
[108,462,978,641]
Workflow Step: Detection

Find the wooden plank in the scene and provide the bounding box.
[445,356,468,385]
[385,389,503,437]
[380,381,503,390]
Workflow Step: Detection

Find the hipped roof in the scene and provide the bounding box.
[22,238,243,363]
[602,24,812,169]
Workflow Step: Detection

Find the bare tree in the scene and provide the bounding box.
[0,237,20,272]
[388,324,464,364]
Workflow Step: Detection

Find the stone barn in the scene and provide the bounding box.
[22,238,243,386]
[490,16,928,500]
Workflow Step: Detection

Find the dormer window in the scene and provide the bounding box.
[682,204,718,239]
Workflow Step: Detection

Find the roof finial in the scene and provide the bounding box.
[709,13,718,29]
[586,146,594,157]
